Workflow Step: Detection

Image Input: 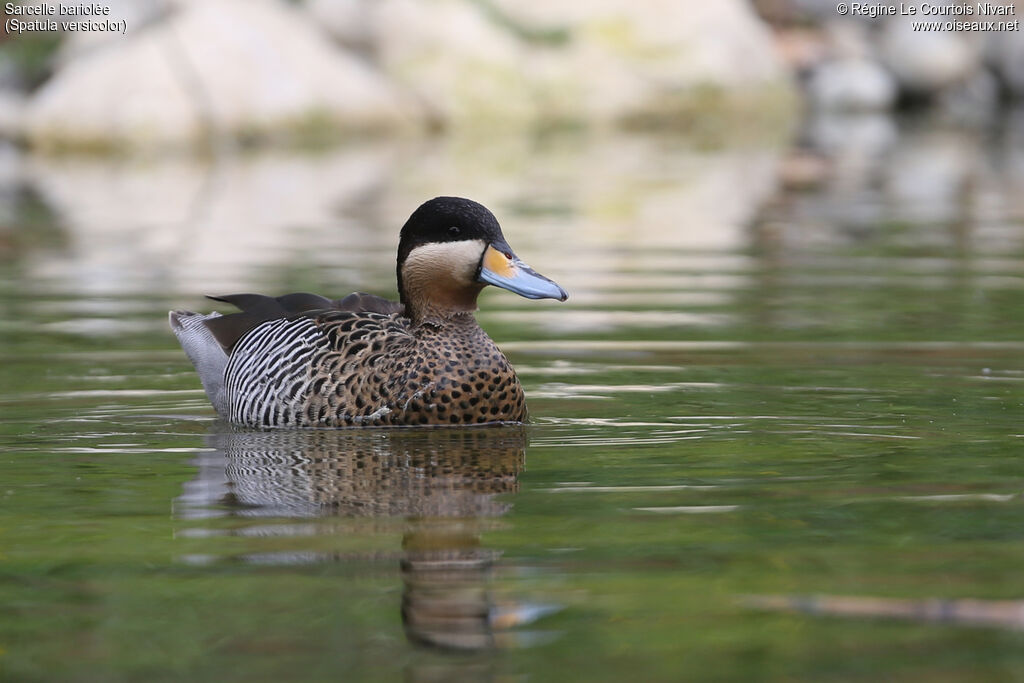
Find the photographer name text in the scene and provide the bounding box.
[839,2,1014,17]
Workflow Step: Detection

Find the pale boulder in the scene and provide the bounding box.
[807,60,896,111]
[879,16,981,94]
[54,0,169,63]
[305,0,374,52]
[28,34,201,150]
[509,0,792,122]
[370,0,536,126]
[26,0,414,151]
[370,0,793,126]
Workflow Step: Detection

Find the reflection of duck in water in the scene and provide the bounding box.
[180,426,526,518]
[179,426,557,651]
[170,197,567,428]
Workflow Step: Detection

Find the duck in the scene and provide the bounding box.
[169,196,567,428]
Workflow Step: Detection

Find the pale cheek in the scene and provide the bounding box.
[455,261,480,286]
[403,241,486,288]
[405,261,466,289]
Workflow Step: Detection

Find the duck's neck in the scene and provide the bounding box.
[399,267,485,326]
[402,289,483,327]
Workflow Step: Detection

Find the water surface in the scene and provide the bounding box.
[3,116,1024,681]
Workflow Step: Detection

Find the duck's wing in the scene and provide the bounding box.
[202,292,404,354]
[333,292,405,316]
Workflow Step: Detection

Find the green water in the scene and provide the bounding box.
[4,119,1024,681]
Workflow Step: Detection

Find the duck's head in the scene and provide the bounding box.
[397,197,568,323]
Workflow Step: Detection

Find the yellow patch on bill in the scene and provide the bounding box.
[483,245,516,278]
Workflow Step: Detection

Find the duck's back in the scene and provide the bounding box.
[220,308,526,428]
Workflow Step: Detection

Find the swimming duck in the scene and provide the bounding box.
[169,196,567,428]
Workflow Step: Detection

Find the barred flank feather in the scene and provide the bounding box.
[225,317,324,428]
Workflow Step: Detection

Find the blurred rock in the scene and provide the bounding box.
[938,68,1000,124]
[773,26,830,76]
[495,0,794,125]
[352,0,793,128]
[807,59,896,111]
[985,31,1024,98]
[54,0,169,63]
[305,0,374,54]
[24,0,794,147]
[788,0,853,21]
[803,23,895,112]
[371,0,533,126]
[27,34,202,150]
[756,0,1022,114]
[25,0,415,151]
[879,16,981,95]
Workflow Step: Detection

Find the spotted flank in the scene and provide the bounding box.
[170,197,567,429]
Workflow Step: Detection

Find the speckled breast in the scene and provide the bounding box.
[393,323,528,426]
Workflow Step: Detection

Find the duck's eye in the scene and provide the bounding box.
[448,226,461,237]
